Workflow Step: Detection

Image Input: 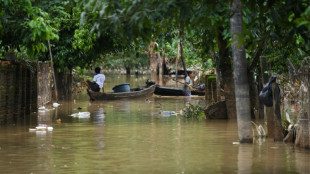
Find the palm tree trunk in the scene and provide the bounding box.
[230,0,253,143]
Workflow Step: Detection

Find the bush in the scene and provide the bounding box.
[181,102,205,120]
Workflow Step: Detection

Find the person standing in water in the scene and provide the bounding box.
[84,67,105,92]
[183,71,194,96]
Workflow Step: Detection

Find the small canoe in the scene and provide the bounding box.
[87,84,156,100]
[154,86,205,96]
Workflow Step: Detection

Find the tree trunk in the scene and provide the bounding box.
[175,41,180,87]
[217,27,236,119]
[230,0,253,143]
[210,50,221,102]
[158,52,163,78]
[162,54,169,75]
[125,67,131,75]
[215,66,221,102]
[248,37,267,120]
[257,68,264,119]
[272,81,283,141]
[248,71,259,119]
[149,42,157,82]
[259,56,269,119]
[48,39,58,101]
[179,26,187,76]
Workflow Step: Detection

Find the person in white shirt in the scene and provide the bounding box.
[84,67,105,92]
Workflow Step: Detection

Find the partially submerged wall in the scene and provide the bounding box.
[37,61,52,107]
[0,60,37,125]
[55,69,72,101]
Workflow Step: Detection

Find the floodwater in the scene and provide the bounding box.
[0,75,310,174]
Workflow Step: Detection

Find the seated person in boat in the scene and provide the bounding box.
[183,71,194,96]
[84,67,105,92]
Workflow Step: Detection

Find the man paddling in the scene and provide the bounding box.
[84,67,105,92]
[183,71,194,96]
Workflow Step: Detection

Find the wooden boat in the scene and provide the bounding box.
[87,84,156,100]
[154,86,205,96]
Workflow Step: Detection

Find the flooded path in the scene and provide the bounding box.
[0,75,309,173]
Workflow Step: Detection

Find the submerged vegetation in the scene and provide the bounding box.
[182,103,205,120]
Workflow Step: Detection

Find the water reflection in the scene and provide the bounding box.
[238,145,253,174]
[37,108,53,125]
[295,149,310,174]
[88,102,105,126]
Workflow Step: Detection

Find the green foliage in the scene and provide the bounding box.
[295,5,310,30]
[0,0,125,71]
[232,0,310,73]
[181,102,205,120]
[73,66,91,83]
[98,46,149,70]
[0,0,62,56]
[1,0,310,75]
[73,25,97,51]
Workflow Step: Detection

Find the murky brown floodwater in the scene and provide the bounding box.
[0,75,309,174]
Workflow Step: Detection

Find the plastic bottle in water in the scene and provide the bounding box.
[161,111,171,117]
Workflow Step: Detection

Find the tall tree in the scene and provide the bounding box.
[189,1,237,118]
[0,0,60,57]
[230,0,253,143]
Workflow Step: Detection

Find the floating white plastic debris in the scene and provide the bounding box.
[38,106,46,110]
[160,111,178,117]
[53,103,60,108]
[171,111,177,116]
[70,112,91,118]
[29,124,53,132]
[36,126,47,130]
[179,110,184,115]
[232,142,240,145]
[78,112,91,118]
[70,113,78,117]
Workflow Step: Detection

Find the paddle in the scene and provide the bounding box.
[171,78,199,90]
